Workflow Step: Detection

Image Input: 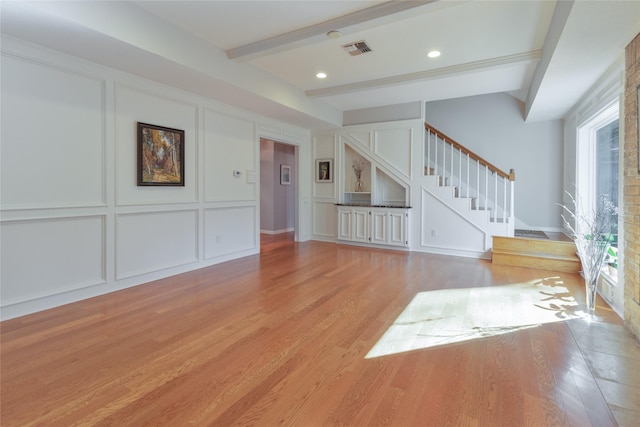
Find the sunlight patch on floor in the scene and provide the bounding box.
[366,277,587,358]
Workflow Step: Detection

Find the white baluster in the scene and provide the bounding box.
[442,137,446,184]
[434,133,438,178]
[510,179,515,226]
[466,153,470,199]
[503,177,507,223]
[484,165,489,214]
[449,143,453,188]
[458,148,462,194]
[493,171,499,222]
[476,160,480,203]
[426,129,431,175]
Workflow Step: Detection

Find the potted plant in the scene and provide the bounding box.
[559,192,617,314]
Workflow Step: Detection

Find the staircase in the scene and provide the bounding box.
[492,235,581,273]
[422,124,581,270]
[423,124,515,253]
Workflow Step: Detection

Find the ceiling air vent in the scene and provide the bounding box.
[341,40,372,56]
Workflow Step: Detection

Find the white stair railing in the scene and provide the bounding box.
[424,123,515,225]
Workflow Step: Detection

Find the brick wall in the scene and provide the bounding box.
[624,33,640,340]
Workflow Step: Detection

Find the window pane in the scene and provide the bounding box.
[595,119,619,247]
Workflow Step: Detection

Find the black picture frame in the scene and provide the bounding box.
[316,158,333,183]
[137,122,185,186]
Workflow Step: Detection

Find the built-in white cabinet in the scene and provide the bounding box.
[337,206,409,248]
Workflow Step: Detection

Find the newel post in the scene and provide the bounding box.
[509,169,516,227]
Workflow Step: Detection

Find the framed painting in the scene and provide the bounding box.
[281,164,291,185]
[137,122,185,186]
[637,84,640,174]
[316,158,333,183]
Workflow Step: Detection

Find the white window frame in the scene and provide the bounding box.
[576,101,619,221]
[576,100,620,284]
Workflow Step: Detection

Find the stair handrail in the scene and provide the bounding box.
[424,122,516,232]
[424,123,515,181]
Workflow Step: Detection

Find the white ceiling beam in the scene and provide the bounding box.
[524,0,574,121]
[226,1,433,61]
[306,50,542,98]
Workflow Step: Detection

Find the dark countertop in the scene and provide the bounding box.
[336,203,412,209]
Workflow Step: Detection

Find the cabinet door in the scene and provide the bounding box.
[387,210,408,247]
[370,210,388,245]
[337,208,353,241]
[352,209,370,243]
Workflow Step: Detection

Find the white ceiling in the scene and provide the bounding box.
[2,1,639,130]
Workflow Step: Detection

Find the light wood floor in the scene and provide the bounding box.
[2,236,639,426]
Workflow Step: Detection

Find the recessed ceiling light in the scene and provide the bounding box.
[327,30,342,39]
[427,50,441,58]
[316,72,327,79]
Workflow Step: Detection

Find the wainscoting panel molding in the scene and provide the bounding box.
[312,201,338,239]
[0,36,309,320]
[373,126,413,180]
[1,54,106,210]
[203,109,256,203]
[420,187,487,257]
[203,205,257,259]
[115,210,199,280]
[0,215,106,305]
[114,84,199,207]
[312,133,337,200]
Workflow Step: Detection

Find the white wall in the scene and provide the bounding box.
[425,93,564,231]
[0,36,310,320]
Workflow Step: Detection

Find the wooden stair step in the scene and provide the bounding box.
[492,248,579,262]
[493,236,577,257]
[491,235,581,273]
[492,252,581,273]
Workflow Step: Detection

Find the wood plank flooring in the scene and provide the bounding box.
[2,237,639,426]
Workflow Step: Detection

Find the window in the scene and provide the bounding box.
[595,119,619,249]
[576,101,620,279]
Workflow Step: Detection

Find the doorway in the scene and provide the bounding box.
[259,138,295,251]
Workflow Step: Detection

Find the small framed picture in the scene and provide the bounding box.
[281,164,291,185]
[316,158,333,183]
[137,122,185,186]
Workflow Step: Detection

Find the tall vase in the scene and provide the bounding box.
[585,273,598,315]
[354,179,363,192]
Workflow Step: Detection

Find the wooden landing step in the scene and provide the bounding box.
[492,236,581,273]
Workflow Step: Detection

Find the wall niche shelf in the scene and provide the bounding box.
[344,145,372,205]
[342,143,408,208]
